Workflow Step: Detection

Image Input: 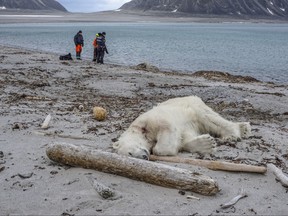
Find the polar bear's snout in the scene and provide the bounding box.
[132,148,150,160]
[113,140,150,160]
[126,147,150,160]
[123,147,150,160]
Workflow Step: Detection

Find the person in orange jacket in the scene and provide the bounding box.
[74,30,84,60]
[92,33,100,62]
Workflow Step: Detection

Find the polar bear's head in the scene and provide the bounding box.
[113,132,150,160]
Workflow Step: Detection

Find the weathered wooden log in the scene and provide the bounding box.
[150,155,267,174]
[46,143,219,196]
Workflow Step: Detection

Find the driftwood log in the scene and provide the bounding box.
[150,155,267,174]
[46,143,219,196]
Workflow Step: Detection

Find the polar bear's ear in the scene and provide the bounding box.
[112,142,120,149]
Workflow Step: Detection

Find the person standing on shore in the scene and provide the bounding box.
[74,30,84,60]
[92,33,100,62]
[96,32,109,64]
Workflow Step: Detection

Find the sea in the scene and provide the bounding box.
[0,22,287,83]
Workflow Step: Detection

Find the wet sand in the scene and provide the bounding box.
[0,45,288,215]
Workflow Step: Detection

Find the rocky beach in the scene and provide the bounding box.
[0,45,288,215]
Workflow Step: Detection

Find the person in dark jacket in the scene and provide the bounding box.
[74,30,84,60]
[96,32,109,64]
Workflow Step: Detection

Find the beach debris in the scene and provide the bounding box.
[24,95,52,101]
[46,142,220,196]
[149,155,267,174]
[0,151,5,167]
[12,122,26,130]
[63,178,80,186]
[220,188,248,209]
[192,71,260,83]
[86,175,121,200]
[187,195,200,200]
[134,62,160,72]
[41,114,51,129]
[78,104,84,111]
[267,163,288,187]
[17,172,33,179]
[34,130,91,140]
[50,170,58,175]
[92,106,107,121]
[0,166,5,172]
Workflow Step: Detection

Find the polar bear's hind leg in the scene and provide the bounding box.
[182,134,216,154]
[152,127,180,156]
[198,109,251,141]
[218,122,251,142]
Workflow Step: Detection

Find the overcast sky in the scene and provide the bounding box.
[57,0,131,12]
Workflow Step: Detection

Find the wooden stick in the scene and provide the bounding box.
[86,175,122,200]
[267,163,288,187]
[187,195,200,200]
[149,155,267,174]
[41,114,51,129]
[46,143,219,196]
[34,130,92,140]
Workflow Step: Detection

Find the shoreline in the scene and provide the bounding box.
[0,45,288,215]
[1,20,287,85]
[2,44,288,86]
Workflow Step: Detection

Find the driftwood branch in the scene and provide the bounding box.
[86,175,122,200]
[150,155,267,174]
[268,163,288,187]
[34,130,92,140]
[46,143,220,196]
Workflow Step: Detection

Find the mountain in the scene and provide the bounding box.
[0,0,67,12]
[120,0,288,19]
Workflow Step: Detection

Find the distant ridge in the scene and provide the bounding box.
[120,0,288,19]
[0,0,67,12]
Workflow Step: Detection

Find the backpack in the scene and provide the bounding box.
[96,36,105,47]
[93,38,97,47]
[59,53,73,60]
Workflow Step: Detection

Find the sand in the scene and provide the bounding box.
[0,45,288,215]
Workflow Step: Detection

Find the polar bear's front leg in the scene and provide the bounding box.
[182,134,216,154]
[152,128,180,156]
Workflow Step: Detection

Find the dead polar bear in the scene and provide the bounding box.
[113,96,251,160]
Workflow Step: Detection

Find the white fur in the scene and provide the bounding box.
[113,96,251,159]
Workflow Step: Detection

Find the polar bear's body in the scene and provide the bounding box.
[113,96,251,160]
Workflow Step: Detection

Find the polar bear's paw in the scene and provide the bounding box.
[221,122,251,142]
[222,135,241,142]
[239,122,251,139]
[183,134,216,154]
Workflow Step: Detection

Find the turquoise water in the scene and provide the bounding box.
[0,22,287,83]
